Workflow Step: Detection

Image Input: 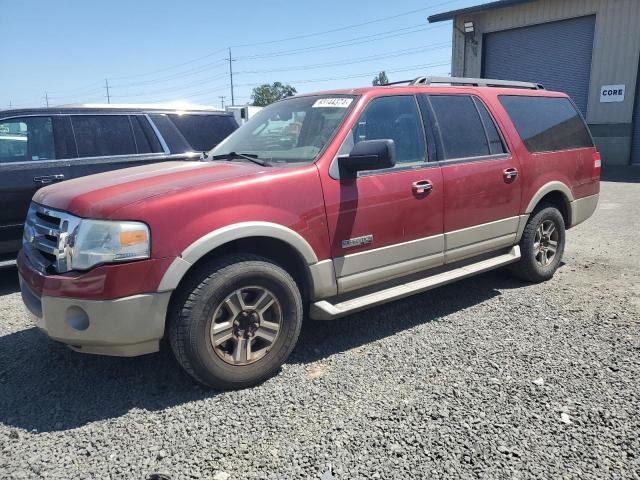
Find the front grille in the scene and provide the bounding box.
[23,203,81,273]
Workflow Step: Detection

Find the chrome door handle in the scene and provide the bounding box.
[34,174,65,184]
[412,180,432,195]
[503,168,518,182]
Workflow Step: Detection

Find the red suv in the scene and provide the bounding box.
[18,77,600,388]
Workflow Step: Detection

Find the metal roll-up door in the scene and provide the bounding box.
[482,15,596,116]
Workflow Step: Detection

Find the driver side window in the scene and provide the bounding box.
[340,95,427,167]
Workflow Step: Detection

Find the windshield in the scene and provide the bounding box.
[209,95,356,164]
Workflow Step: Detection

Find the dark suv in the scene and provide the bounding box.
[0,104,238,263]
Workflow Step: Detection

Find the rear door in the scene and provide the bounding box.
[167,113,238,152]
[0,115,74,256]
[420,93,522,263]
[65,114,168,179]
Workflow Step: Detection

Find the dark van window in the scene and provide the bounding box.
[428,95,490,160]
[0,116,55,163]
[71,115,137,157]
[473,97,506,155]
[131,115,163,154]
[168,114,237,151]
[499,96,593,153]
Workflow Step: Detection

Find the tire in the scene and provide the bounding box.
[511,204,566,283]
[169,254,303,389]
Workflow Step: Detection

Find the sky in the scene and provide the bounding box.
[0,0,486,109]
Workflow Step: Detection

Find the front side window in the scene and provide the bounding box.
[71,115,136,158]
[499,95,593,153]
[428,95,491,160]
[343,95,426,166]
[210,95,355,164]
[0,116,55,163]
[169,114,237,151]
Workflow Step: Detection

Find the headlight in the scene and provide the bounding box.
[70,220,150,270]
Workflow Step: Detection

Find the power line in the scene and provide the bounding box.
[110,73,228,98]
[236,42,451,75]
[229,0,465,48]
[237,23,446,60]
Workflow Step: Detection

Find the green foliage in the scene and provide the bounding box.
[372,71,389,86]
[251,82,297,107]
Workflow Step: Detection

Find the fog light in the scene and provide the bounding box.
[66,306,90,331]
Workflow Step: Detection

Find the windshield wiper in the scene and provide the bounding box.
[210,152,271,167]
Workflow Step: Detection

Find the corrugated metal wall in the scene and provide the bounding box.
[632,67,640,165]
[448,0,640,165]
[482,16,595,115]
[452,0,640,124]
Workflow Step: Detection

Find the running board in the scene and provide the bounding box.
[310,246,520,320]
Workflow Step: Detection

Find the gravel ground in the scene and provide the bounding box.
[1,170,639,480]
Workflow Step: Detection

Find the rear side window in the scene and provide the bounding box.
[473,98,506,155]
[427,95,491,160]
[131,115,163,154]
[71,115,137,157]
[499,96,593,153]
[0,116,56,163]
[168,114,238,151]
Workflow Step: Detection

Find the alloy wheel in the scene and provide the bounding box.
[210,286,282,366]
[533,219,559,267]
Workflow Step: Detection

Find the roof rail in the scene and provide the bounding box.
[408,76,544,90]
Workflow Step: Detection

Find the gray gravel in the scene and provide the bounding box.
[1,170,639,480]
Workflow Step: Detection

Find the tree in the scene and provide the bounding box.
[372,71,389,86]
[251,82,297,106]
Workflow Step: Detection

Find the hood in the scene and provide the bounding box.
[34,161,268,218]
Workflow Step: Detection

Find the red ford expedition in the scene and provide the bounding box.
[18,77,600,389]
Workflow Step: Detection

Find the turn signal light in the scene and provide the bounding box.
[120,230,148,246]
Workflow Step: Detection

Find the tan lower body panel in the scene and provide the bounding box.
[332,217,520,294]
[570,193,599,228]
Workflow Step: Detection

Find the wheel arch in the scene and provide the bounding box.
[158,222,328,300]
[524,181,573,227]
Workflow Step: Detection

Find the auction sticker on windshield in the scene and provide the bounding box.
[313,98,353,108]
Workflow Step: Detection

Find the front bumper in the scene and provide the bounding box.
[19,275,171,357]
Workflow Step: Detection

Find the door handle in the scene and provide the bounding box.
[502,168,518,182]
[412,180,432,195]
[34,174,65,185]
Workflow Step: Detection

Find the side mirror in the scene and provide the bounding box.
[338,139,396,177]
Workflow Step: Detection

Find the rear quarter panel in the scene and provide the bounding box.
[482,89,599,212]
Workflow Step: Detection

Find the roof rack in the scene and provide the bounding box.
[408,76,544,90]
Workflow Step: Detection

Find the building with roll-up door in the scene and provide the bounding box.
[428,0,640,166]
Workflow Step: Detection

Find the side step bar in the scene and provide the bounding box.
[310,246,520,320]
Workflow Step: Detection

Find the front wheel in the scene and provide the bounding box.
[169,254,303,389]
[511,205,566,283]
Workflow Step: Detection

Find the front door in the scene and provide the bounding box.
[420,94,522,263]
[0,115,73,256]
[320,95,444,293]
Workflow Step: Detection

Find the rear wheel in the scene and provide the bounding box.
[169,254,303,389]
[511,205,566,282]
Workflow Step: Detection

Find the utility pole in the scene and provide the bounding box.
[105,78,111,104]
[44,92,49,108]
[219,96,226,109]
[228,48,235,107]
